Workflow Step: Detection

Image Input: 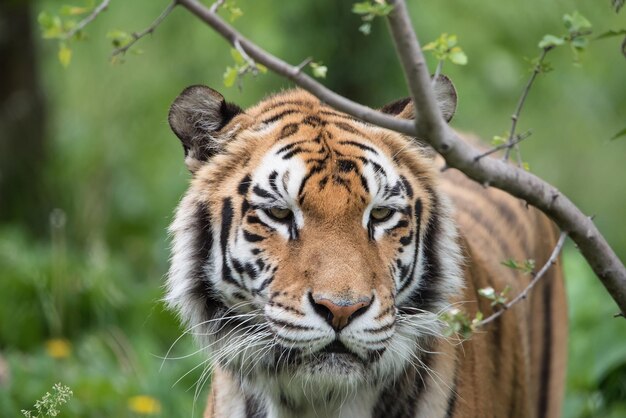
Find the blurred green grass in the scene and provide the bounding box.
[1,0,625,416]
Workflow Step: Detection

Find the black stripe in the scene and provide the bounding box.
[268,301,304,316]
[372,352,432,418]
[359,174,370,194]
[241,198,250,217]
[276,138,310,154]
[408,193,442,311]
[220,198,242,288]
[238,174,251,195]
[339,140,377,153]
[297,164,326,204]
[189,203,226,320]
[333,121,362,135]
[277,123,299,140]
[243,230,265,242]
[254,273,275,294]
[256,100,311,117]
[282,147,307,160]
[444,366,459,418]
[253,185,275,200]
[247,215,270,228]
[538,278,553,418]
[385,182,402,198]
[337,159,357,172]
[302,115,325,127]
[449,191,518,257]
[363,320,395,334]
[399,231,413,246]
[387,220,409,233]
[319,110,362,121]
[244,394,266,418]
[269,318,314,331]
[261,109,299,125]
[397,199,423,296]
[400,175,414,199]
[332,175,351,192]
[268,171,280,194]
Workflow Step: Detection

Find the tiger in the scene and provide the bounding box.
[165,77,567,418]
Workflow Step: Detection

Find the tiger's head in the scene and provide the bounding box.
[166,82,463,401]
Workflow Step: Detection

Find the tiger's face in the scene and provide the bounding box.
[166,85,462,397]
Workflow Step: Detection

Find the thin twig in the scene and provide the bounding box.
[474,130,532,162]
[177,0,414,135]
[62,0,110,40]
[295,57,314,73]
[111,0,178,57]
[210,0,225,14]
[503,47,552,162]
[475,232,568,328]
[431,60,443,86]
[176,0,626,314]
[234,39,258,75]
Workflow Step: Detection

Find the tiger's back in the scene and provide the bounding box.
[440,169,567,418]
[165,84,567,418]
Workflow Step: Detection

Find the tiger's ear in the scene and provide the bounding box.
[380,74,457,123]
[168,85,244,172]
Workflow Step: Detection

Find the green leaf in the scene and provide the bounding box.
[563,11,592,33]
[478,287,496,300]
[39,12,64,39]
[230,48,245,65]
[359,23,372,35]
[60,5,89,16]
[310,62,328,78]
[63,19,77,32]
[106,30,132,48]
[255,63,267,74]
[491,133,509,146]
[610,127,626,141]
[522,161,531,171]
[223,66,238,87]
[223,0,243,22]
[538,34,565,49]
[571,36,589,50]
[523,259,536,274]
[446,34,458,48]
[595,29,626,40]
[228,7,243,22]
[422,40,437,51]
[352,2,373,15]
[58,43,72,68]
[449,47,468,65]
[501,259,520,270]
[37,11,55,29]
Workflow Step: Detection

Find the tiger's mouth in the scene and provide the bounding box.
[320,340,354,355]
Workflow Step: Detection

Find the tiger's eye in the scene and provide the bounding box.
[370,207,394,222]
[268,207,292,220]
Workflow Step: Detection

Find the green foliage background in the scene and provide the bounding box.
[1,0,625,416]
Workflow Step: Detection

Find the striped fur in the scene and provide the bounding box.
[166,87,567,418]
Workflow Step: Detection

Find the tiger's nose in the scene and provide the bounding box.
[309,293,373,331]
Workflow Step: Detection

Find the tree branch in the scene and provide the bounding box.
[62,0,110,41]
[503,46,551,162]
[475,232,568,328]
[111,0,177,57]
[474,130,532,162]
[176,0,626,315]
[177,0,414,136]
[384,0,626,315]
